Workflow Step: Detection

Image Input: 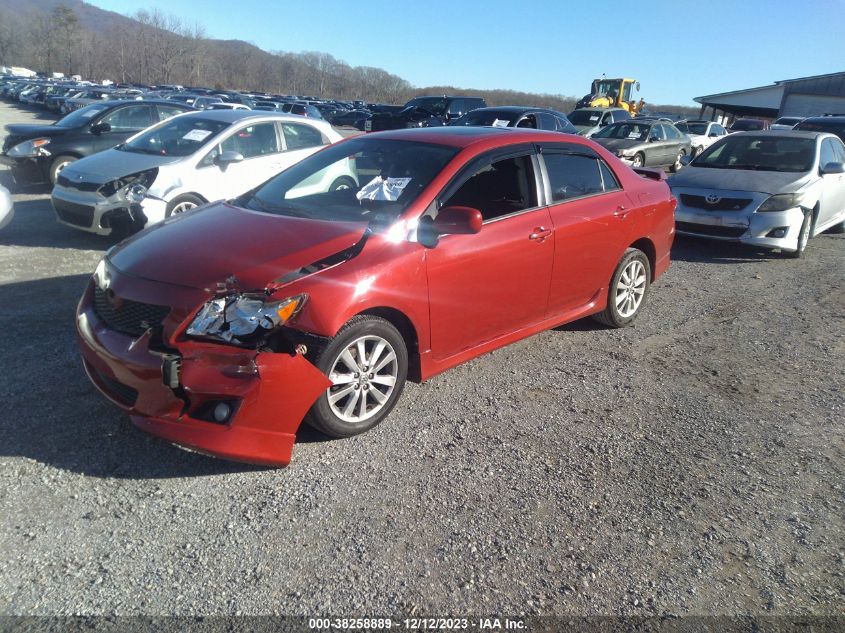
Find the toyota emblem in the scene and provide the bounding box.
[705,194,721,204]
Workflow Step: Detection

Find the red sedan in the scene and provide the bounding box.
[76,127,675,466]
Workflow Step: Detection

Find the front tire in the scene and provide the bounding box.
[49,155,77,185]
[305,315,408,438]
[631,153,645,168]
[593,248,651,328]
[786,208,813,258]
[165,194,205,217]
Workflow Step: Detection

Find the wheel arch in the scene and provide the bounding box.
[629,237,657,281]
[353,306,421,382]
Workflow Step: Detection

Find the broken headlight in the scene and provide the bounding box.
[186,294,307,344]
[98,168,158,199]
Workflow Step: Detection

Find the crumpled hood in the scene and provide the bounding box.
[108,201,369,291]
[61,148,183,186]
[668,165,812,195]
[593,138,644,152]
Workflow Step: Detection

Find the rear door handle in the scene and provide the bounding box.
[529,227,552,241]
[613,205,631,218]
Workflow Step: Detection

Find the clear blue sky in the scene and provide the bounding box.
[90,0,845,106]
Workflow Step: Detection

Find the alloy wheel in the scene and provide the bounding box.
[327,335,399,423]
[615,259,647,318]
[171,201,197,214]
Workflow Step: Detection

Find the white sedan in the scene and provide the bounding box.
[51,111,351,235]
[677,120,729,156]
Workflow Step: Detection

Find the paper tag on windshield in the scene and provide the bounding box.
[589,115,599,122]
[491,119,510,128]
[183,129,213,142]
[356,176,411,202]
[628,132,640,139]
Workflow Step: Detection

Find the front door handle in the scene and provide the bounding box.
[529,227,552,241]
[613,205,631,218]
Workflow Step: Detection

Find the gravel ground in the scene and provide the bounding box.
[0,101,843,621]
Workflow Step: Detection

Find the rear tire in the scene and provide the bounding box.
[329,176,357,191]
[670,149,686,173]
[305,315,408,438]
[593,248,651,328]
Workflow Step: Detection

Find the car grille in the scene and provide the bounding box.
[93,286,171,337]
[680,194,752,211]
[676,222,747,238]
[90,364,138,407]
[56,173,101,192]
[53,198,95,227]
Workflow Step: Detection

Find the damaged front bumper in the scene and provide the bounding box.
[76,278,331,466]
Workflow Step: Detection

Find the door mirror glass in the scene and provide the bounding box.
[418,206,482,248]
[821,161,845,175]
[680,154,693,166]
[216,150,244,165]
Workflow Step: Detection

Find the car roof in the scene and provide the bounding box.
[172,109,326,125]
[730,130,824,140]
[364,126,580,148]
[800,115,845,123]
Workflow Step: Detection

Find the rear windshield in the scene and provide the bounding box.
[794,120,845,142]
[118,116,229,156]
[568,110,604,126]
[730,120,765,131]
[454,110,518,127]
[693,135,815,172]
[592,121,651,141]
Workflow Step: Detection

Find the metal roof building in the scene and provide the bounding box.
[694,71,845,121]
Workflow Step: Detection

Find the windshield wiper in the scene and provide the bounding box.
[248,196,311,218]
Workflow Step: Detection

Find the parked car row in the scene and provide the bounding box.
[2,72,843,469]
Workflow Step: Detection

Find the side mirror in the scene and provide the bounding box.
[91,121,111,134]
[680,155,692,166]
[649,136,659,142]
[708,132,719,137]
[821,161,845,175]
[215,150,244,165]
[417,206,482,248]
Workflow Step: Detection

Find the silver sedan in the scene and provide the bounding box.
[668,131,845,257]
[0,184,12,230]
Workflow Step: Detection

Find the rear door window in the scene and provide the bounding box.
[542,153,605,201]
[155,104,188,121]
[281,122,326,150]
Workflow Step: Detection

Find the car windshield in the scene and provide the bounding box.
[235,138,459,229]
[54,102,112,127]
[593,122,651,141]
[404,97,448,115]
[453,110,518,127]
[118,116,229,156]
[568,110,604,126]
[693,136,815,172]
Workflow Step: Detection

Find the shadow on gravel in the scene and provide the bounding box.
[0,198,118,251]
[0,274,272,478]
[671,235,780,263]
